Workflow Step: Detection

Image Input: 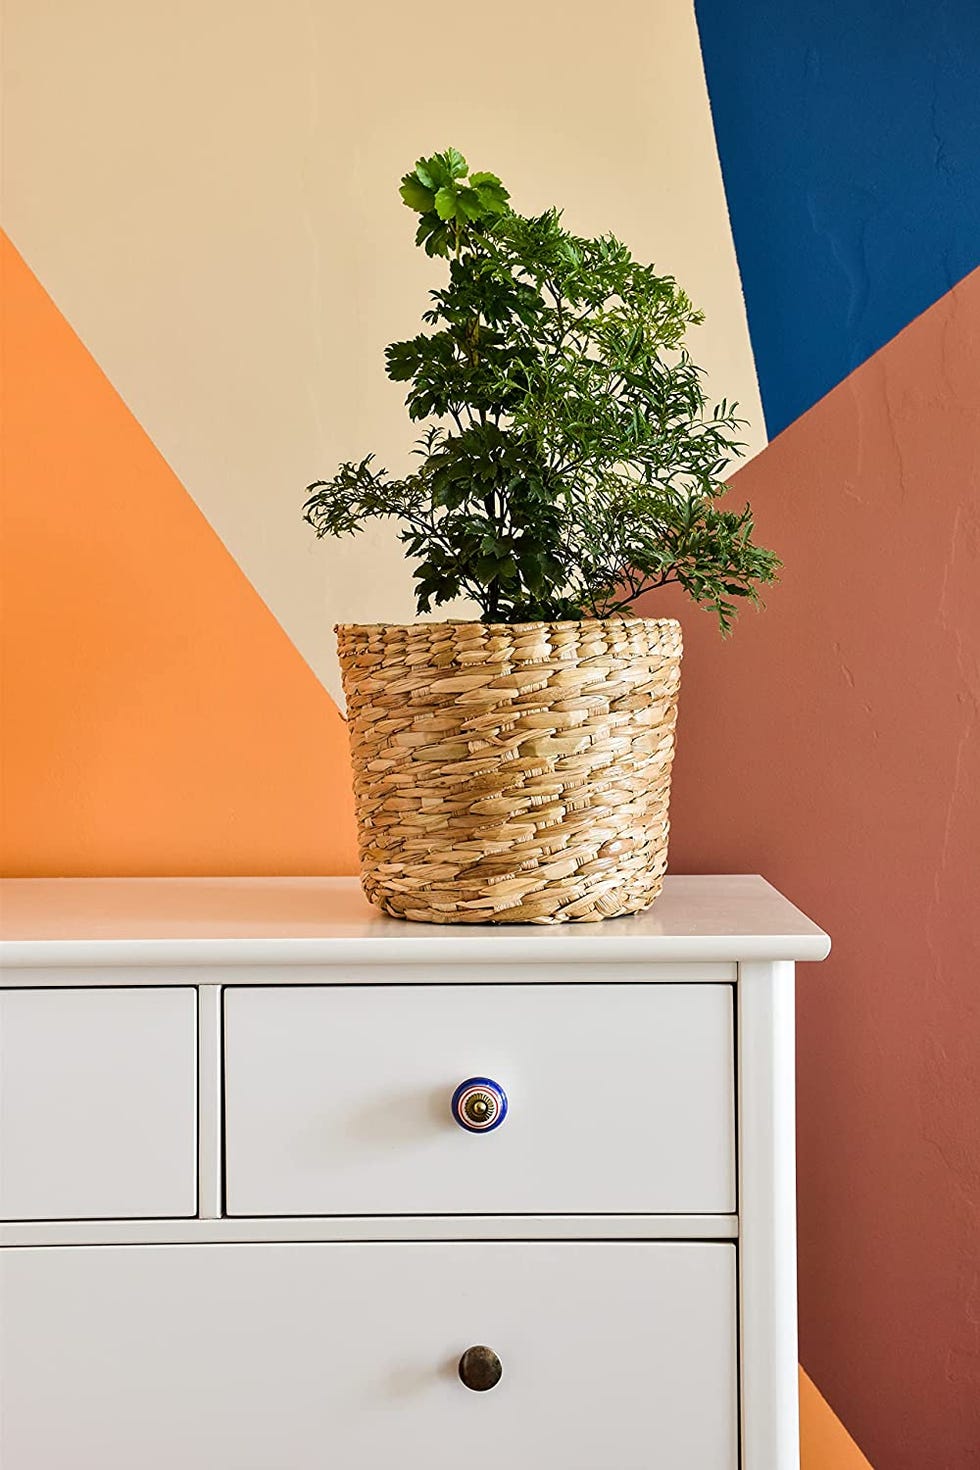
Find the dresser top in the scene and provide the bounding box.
[0,876,830,971]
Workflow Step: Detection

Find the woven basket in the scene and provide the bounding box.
[336,618,682,924]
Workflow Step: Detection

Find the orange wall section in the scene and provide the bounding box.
[800,1369,873,1470]
[0,233,359,876]
[644,271,980,1469]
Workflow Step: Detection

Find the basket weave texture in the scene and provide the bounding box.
[336,618,682,925]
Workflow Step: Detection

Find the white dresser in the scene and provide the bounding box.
[0,875,829,1470]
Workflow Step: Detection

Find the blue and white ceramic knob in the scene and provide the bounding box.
[451,1077,508,1133]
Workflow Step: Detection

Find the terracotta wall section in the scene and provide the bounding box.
[645,272,980,1468]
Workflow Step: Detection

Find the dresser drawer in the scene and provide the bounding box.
[224,983,736,1216]
[1,1240,738,1469]
[0,988,197,1220]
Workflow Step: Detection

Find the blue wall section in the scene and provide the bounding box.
[695,0,980,436]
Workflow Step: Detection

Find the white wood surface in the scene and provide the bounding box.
[0,987,197,1221]
[0,874,831,972]
[0,958,736,987]
[0,1241,738,1470]
[0,1212,738,1246]
[0,878,828,1466]
[196,985,222,1218]
[224,983,736,1217]
[738,961,801,1470]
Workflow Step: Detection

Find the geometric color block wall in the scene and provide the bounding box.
[3,2,979,1464]
[645,271,980,1470]
[1,0,766,708]
[695,0,980,436]
[687,7,980,1462]
[1,234,357,877]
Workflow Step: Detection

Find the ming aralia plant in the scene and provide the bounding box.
[304,148,778,631]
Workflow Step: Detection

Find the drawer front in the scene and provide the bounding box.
[0,1241,738,1470]
[0,988,197,1220]
[224,983,735,1216]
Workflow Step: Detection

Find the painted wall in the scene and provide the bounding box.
[695,0,980,436]
[685,9,980,1463]
[2,0,763,710]
[4,1,979,1465]
[1,235,358,877]
[644,272,980,1468]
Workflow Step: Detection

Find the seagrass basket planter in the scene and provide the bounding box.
[336,617,682,925]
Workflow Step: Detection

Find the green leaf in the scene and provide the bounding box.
[470,171,510,214]
[455,186,485,221]
[518,547,544,595]
[415,217,452,256]
[385,339,422,382]
[434,185,459,221]
[440,147,468,179]
[399,175,435,213]
[416,154,451,189]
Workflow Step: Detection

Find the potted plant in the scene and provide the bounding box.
[305,149,777,924]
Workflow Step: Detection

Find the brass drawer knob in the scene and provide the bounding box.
[458,1344,503,1392]
[451,1077,508,1133]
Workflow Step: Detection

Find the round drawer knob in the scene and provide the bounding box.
[458,1344,503,1392]
[451,1077,507,1133]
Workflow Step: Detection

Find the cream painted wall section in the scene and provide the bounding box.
[2,0,764,706]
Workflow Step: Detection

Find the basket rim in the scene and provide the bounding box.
[335,616,682,635]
